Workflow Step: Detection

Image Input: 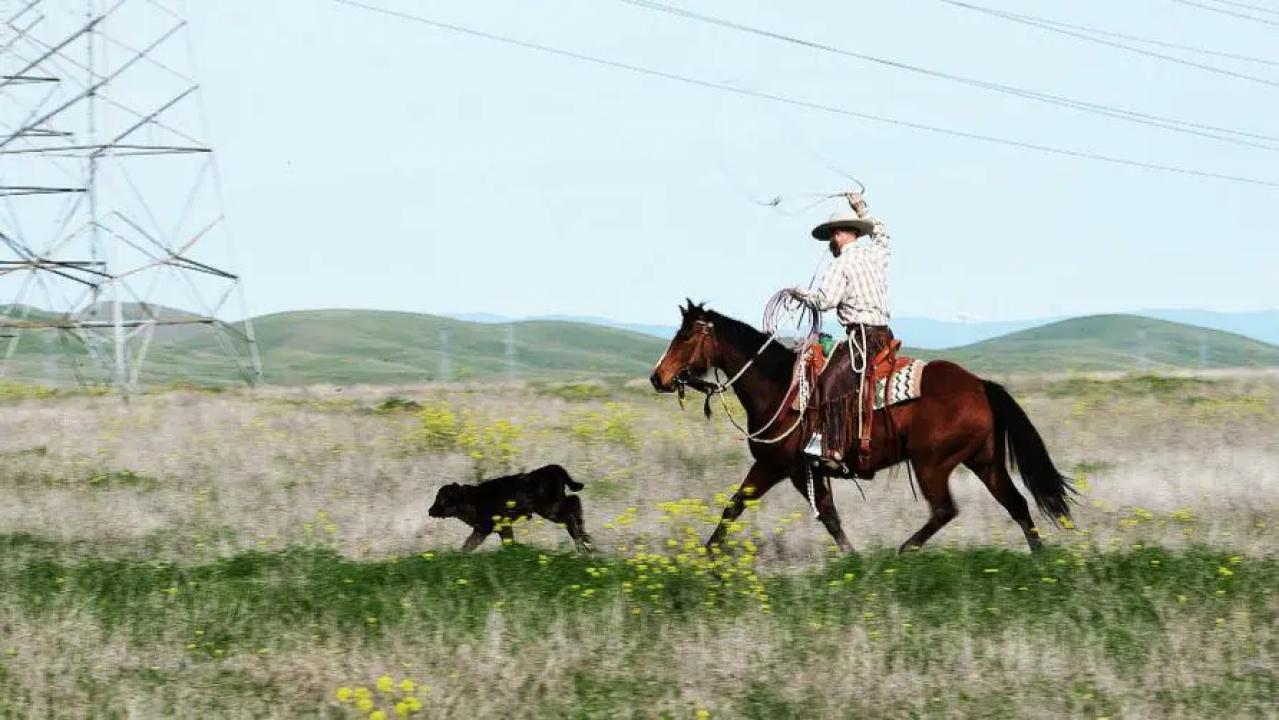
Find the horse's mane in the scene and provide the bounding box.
[705,309,796,382]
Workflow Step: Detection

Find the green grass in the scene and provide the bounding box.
[1,537,1275,717]
[1046,374,1217,400]
[531,380,616,403]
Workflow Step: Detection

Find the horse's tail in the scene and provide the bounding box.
[983,381,1075,524]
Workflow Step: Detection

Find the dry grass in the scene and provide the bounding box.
[1,373,1275,559]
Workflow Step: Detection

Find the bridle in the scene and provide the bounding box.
[673,318,806,445]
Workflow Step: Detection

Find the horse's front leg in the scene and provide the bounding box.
[790,470,853,554]
[705,461,785,551]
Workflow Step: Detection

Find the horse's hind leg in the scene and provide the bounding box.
[706,462,785,551]
[788,470,852,554]
[966,455,1042,552]
[900,459,960,553]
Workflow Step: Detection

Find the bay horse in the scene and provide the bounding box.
[649,301,1073,554]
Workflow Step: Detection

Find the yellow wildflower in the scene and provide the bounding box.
[377,675,395,693]
[335,687,353,703]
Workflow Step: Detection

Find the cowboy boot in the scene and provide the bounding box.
[802,430,849,476]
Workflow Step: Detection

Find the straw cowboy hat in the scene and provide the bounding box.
[810,208,874,240]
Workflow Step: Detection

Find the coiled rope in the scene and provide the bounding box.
[700,289,825,444]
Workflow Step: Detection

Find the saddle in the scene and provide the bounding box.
[785,339,916,478]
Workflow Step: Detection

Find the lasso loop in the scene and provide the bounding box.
[763,289,822,349]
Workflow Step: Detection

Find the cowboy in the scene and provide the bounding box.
[786,193,894,474]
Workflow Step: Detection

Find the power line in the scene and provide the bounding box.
[616,0,1279,152]
[1171,0,1279,26]
[938,0,1279,88]
[953,4,1279,67]
[1192,0,1279,16]
[331,0,1279,190]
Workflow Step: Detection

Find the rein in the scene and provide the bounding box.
[679,320,807,445]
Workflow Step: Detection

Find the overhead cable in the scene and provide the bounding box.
[616,0,1279,151]
[938,0,1279,88]
[1170,0,1279,26]
[332,0,1279,190]
[1191,0,1279,15]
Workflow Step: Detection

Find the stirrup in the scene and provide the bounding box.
[814,456,850,476]
[803,432,824,457]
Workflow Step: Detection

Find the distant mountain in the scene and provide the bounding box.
[153,309,667,385]
[446,312,676,340]
[448,309,1278,349]
[915,314,1279,374]
[1137,309,1279,347]
[446,312,512,324]
[899,311,1277,350]
[892,316,1055,349]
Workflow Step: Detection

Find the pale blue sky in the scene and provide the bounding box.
[182,0,1278,326]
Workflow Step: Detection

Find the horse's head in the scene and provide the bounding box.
[650,299,718,393]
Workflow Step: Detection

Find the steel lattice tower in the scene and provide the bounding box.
[0,0,260,392]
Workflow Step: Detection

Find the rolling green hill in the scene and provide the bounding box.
[913,314,1279,374]
[124,309,666,386]
[1,310,1276,387]
[242,310,668,384]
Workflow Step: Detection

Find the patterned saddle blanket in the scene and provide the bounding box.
[872,358,927,410]
[786,343,926,413]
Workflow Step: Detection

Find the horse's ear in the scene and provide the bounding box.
[679,302,688,317]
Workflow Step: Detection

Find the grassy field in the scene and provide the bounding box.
[0,372,1277,717]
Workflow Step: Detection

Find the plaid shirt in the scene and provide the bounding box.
[793,219,891,327]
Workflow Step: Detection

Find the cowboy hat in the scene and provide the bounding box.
[811,209,874,240]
